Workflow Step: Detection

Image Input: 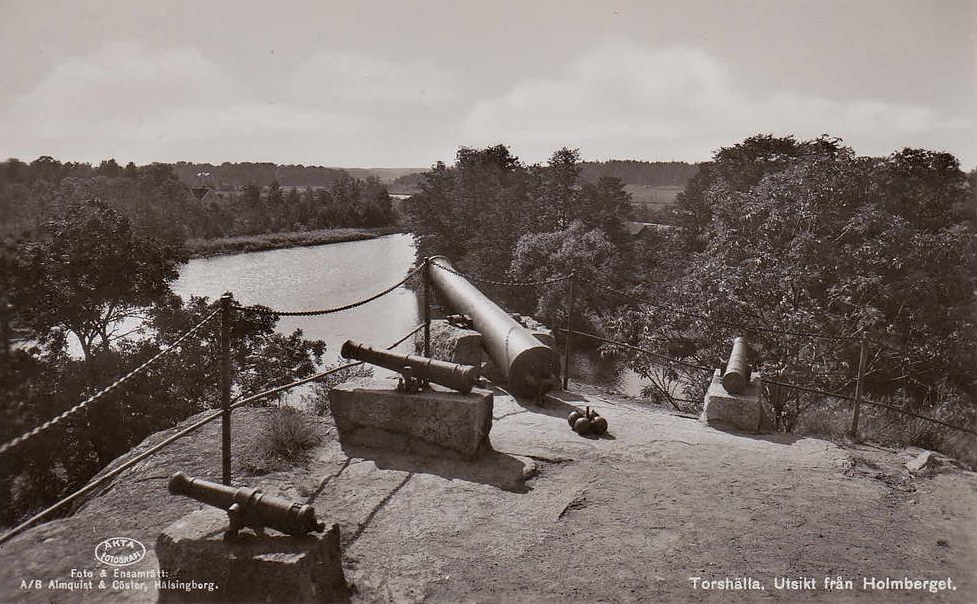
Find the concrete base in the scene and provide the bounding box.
[156,508,347,604]
[330,377,493,460]
[415,319,484,367]
[417,318,559,384]
[700,369,763,433]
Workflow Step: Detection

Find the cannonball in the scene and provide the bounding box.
[591,416,608,436]
[568,411,584,427]
[573,417,592,435]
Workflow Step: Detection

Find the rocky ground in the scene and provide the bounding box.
[0,381,974,603]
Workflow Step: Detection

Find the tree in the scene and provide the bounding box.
[541,147,582,230]
[509,221,627,330]
[96,159,122,178]
[238,183,267,233]
[284,187,302,230]
[408,144,637,327]
[617,135,976,433]
[7,198,185,366]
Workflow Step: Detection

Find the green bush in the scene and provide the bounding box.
[255,407,321,463]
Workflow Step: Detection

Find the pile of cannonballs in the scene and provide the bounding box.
[567,407,608,436]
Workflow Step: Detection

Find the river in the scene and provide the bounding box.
[170,232,659,400]
[173,233,421,362]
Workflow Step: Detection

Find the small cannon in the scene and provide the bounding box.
[722,337,752,394]
[427,256,561,398]
[341,340,480,394]
[168,471,324,538]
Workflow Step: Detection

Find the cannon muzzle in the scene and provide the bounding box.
[341,340,480,393]
[722,337,752,394]
[427,256,561,399]
[168,471,324,537]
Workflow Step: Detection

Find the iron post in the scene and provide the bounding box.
[423,258,431,358]
[0,302,11,358]
[220,293,232,485]
[563,272,575,390]
[849,336,868,440]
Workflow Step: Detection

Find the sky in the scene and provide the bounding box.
[1,0,975,169]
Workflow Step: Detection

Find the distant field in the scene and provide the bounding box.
[624,184,684,207]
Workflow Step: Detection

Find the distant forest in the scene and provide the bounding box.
[0,157,397,244]
[171,162,422,190]
[392,159,700,193]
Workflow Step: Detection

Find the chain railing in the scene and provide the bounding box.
[0,259,431,546]
[2,254,973,547]
[0,320,426,547]
[0,306,222,456]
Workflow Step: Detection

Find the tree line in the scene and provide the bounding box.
[393,158,699,195]
[0,156,398,244]
[170,161,349,190]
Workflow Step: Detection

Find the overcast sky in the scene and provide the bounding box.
[1,0,974,168]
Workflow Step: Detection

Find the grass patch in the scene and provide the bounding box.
[185,226,404,258]
[795,401,977,469]
[243,407,322,474]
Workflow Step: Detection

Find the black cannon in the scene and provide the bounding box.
[722,337,752,394]
[427,256,561,398]
[340,340,480,394]
[168,471,324,538]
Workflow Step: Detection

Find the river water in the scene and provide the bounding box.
[173,233,421,362]
[174,232,652,398]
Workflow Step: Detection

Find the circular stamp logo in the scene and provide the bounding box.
[94,537,146,567]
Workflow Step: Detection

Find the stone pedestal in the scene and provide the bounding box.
[417,318,559,383]
[330,377,493,460]
[156,508,347,604]
[415,319,484,366]
[700,369,763,433]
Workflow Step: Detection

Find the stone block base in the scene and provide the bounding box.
[330,377,493,460]
[415,319,484,366]
[700,369,763,433]
[416,318,559,384]
[156,508,347,604]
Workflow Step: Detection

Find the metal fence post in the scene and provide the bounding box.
[563,271,576,390]
[0,302,11,358]
[849,336,868,440]
[423,258,431,358]
[220,293,233,485]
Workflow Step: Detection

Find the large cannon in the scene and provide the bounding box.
[722,337,752,394]
[168,471,324,537]
[341,340,480,393]
[427,256,561,398]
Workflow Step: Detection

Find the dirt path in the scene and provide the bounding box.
[1,384,974,603]
[335,384,976,603]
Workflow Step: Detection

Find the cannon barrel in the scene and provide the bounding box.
[340,340,480,393]
[168,471,324,536]
[427,256,561,398]
[722,337,752,394]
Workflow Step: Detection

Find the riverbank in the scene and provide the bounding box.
[184,226,406,258]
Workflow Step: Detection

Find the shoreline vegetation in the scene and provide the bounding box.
[184,225,406,258]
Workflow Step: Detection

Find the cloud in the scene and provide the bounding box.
[285,51,463,105]
[0,42,379,163]
[462,44,975,162]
